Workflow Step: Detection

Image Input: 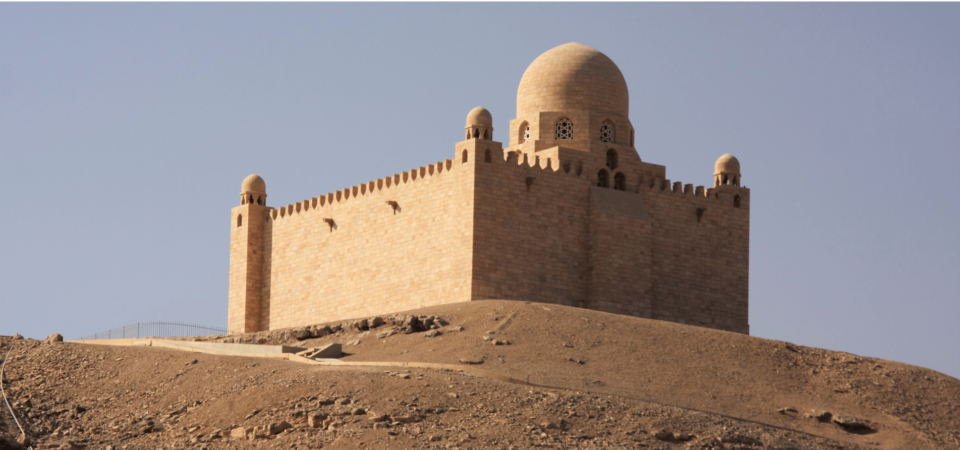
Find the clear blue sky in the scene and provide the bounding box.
[2,4,958,378]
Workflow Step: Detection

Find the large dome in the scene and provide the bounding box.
[517,43,629,119]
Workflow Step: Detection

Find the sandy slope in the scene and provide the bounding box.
[1,300,958,449]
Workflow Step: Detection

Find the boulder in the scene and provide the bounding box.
[251,425,269,439]
[425,330,441,338]
[654,430,692,442]
[833,416,877,433]
[777,407,798,417]
[292,328,310,340]
[401,316,420,334]
[322,418,343,429]
[421,316,435,328]
[369,317,385,328]
[540,420,558,430]
[268,421,292,435]
[307,414,327,428]
[377,329,397,339]
[230,427,251,439]
[392,415,421,424]
[45,333,64,344]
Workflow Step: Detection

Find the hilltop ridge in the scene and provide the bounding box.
[2,300,958,449]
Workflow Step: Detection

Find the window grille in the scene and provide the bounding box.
[600,121,614,143]
[556,118,573,140]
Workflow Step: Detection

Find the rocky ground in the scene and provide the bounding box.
[2,300,958,450]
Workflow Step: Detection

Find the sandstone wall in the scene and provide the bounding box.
[470,151,592,306]
[641,182,750,334]
[229,142,750,335]
[231,155,477,332]
[470,148,750,333]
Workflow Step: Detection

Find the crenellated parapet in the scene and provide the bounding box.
[266,158,458,221]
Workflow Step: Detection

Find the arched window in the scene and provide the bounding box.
[237,214,243,227]
[606,149,618,170]
[473,129,480,139]
[734,195,741,208]
[483,130,489,140]
[249,195,254,204]
[484,149,492,163]
[256,196,262,205]
[555,118,573,140]
[523,126,531,143]
[462,150,468,163]
[614,172,626,191]
[597,169,610,188]
[600,121,615,143]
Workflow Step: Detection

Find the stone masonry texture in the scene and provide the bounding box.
[228,43,750,335]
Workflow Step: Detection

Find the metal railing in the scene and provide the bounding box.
[80,321,228,340]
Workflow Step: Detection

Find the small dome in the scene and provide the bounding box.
[241,174,266,194]
[517,43,629,118]
[466,106,493,128]
[714,154,741,175]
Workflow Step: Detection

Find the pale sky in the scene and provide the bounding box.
[1,4,958,378]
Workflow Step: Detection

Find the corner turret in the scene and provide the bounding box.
[465,107,493,141]
[229,174,267,334]
[241,174,267,205]
[714,154,741,187]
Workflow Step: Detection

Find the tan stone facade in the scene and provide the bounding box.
[228,43,751,335]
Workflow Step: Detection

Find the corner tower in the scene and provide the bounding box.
[228,174,267,334]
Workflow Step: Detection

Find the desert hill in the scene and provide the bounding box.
[2,300,958,449]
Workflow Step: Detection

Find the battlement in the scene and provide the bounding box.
[477,147,748,210]
[639,176,749,206]
[267,158,458,221]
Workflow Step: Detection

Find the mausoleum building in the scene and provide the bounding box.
[228,43,751,335]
